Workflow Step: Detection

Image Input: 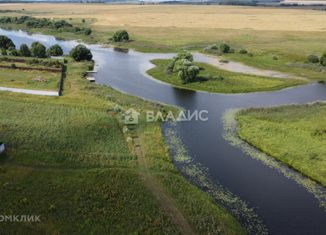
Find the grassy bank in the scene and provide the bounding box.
[147,59,304,93]
[236,103,326,187]
[0,58,244,234]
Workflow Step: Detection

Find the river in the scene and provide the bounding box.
[2,28,326,235]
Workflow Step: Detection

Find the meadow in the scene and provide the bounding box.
[148,59,304,93]
[0,4,325,82]
[236,103,326,187]
[0,58,62,90]
[0,68,60,91]
[0,58,244,234]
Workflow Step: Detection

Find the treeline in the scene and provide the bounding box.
[0,35,64,58]
[0,16,92,36]
[0,35,93,62]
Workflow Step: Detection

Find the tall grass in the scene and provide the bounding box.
[236,103,326,187]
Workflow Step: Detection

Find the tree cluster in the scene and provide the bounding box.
[69,44,93,61]
[112,30,129,42]
[307,54,326,66]
[0,35,64,58]
[0,16,92,35]
[167,51,199,83]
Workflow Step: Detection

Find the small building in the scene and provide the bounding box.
[0,142,5,154]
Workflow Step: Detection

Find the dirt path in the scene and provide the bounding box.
[131,135,196,235]
[0,87,59,96]
[193,52,308,81]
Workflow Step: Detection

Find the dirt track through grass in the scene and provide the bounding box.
[129,129,195,235]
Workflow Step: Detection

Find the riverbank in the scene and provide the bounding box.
[236,102,326,187]
[147,59,305,93]
[0,4,326,79]
[0,57,244,234]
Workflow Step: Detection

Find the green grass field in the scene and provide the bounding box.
[147,59,304,93]
[0,99,132,168]
[0,68,60,91]
[0,58,244,234]
[236,103,326,187]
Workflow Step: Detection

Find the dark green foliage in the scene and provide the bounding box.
[10,63,16,69]
[112,30,129,42]
[1,48,7,56]
[167,50,194,73]
[7,47,19,56]
[84,28,92,35]
[320,53,326,66]
[219,43,231,53]
[177,59,200,83]
[174,50,194,62]
[31,42,47,58]
[0,16,90,34]
[307,54,319,64]
[239,49,248,54]
[53,20,72,29]
[0,35,15,49]
[19,43,31,57]
[47,44,64,56]
[70,44,93,61]
[209,44,218,50]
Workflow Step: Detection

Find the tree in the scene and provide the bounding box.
[219,43,230,53]
[0,35,15,50]
[84,28,92,35]
[112,30,129,42]
[19,44,31,57]
[1,48,7,56]
[47,44,63,56]
[239,49,248,54]
[306,55,319,64]
[177,59,199,84]
[174,50,194,62]
[69,44,92,61]
[167,50,194,73]
[7,47,19,56]
[31,42,47,58]
[320,53,326,66]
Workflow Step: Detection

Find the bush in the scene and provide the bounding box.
[204,44,218,50]
[69,44,93,61]
[177,59,199,83]
[320,53,326,66]
[47,44,63,56]
[84,28,92,35]
[219,43,230,53]
[7,47,19,56]
[307,55,320,64]
[10,63,16,69]
[112,30,129,42]
[174,50,194,62]
[167,50,194,73]
[0,35,15,50]
[239,49,248,54]
[19,44,31,57]
[53,20,72,29]
[31,42,47,58]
